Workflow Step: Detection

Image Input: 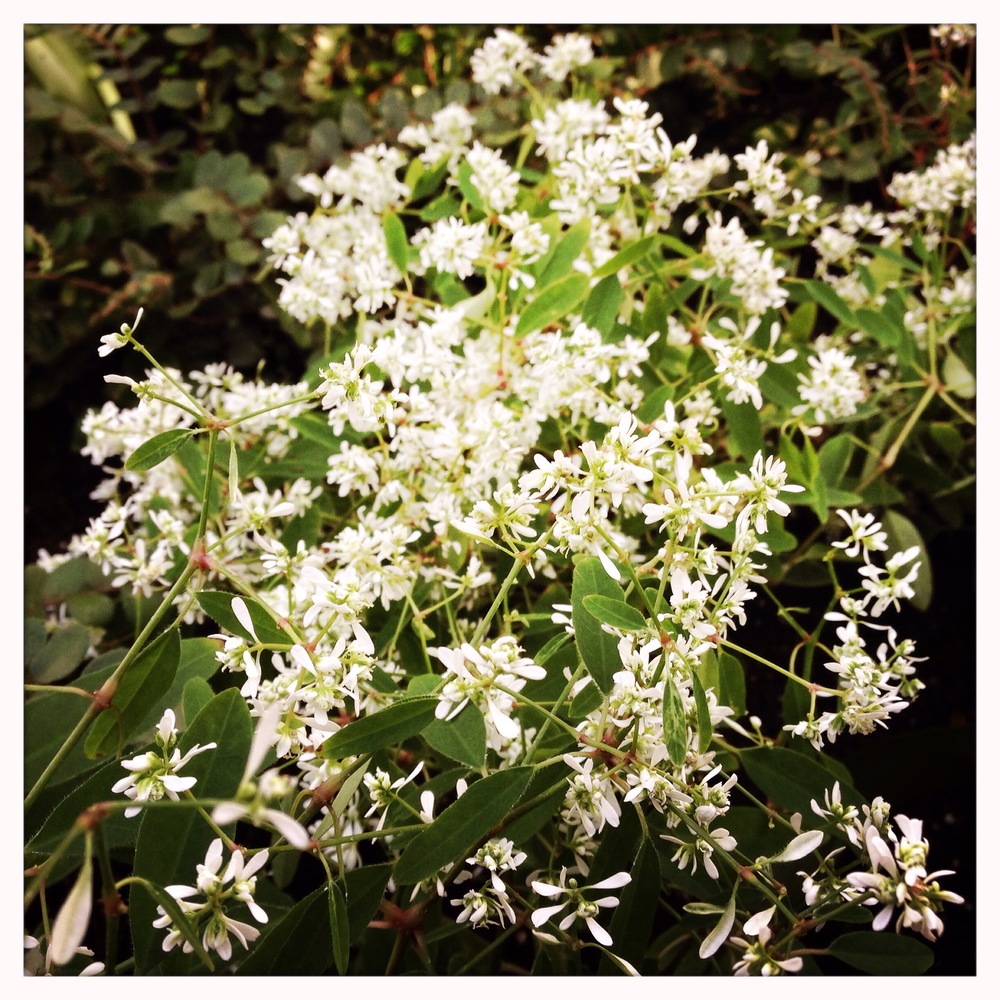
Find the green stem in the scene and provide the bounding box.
[719,640,841,697]
[94,823,120,974]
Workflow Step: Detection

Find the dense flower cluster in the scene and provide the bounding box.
[33,27,972,977]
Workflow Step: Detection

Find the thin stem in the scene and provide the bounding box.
[719,640,841,697]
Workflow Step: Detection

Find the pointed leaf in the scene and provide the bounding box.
[382,211,409,273]
[536,217,590,283]
[236,864,391,975]
[804,280,856,327]
[742,746,861,817]
[128,876,214,971]
[829,931,933,974]
[582,594,648,632]
[322,697,438,759]
[328,880,350,975]
[690,670,713,754]
[572,558,626,694]
[515,272,590,336]
[85,630,180,759]
[394,767,533,884]
[195,590,289,644]
[422,702,487,768]
[125,429,195,472]
[662,678,687,766]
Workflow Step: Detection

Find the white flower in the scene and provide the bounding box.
[98,307,143,357]
[530,868,632,946]
[111,709,216,818]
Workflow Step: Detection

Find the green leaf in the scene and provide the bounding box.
[27,760,136,855]
[592,235,659,278]
[804,280,856,327]
[393,768,533,884]
[690,670,713,754]
[582,594,647,632]
[854,307,900,347]
[182,676,214,726]
[28,624,92,683]
[662,679,687,766]
[599,837,659,971]
[125,429,195,472]
[818,433,854,487]
[328,881,350,975]
[195,590,289,644]
[422,702,487,768]
[720,398,763,460]
[537,218,590,284]
[829,931,934,974]
[323,697,438,759]
[237,864,391,975]
[456,160,486,213]
[130,689,252,973]
[572,558,626,694]
[155,79,200,110]
[515,272,590,336]
[382,211,409,274]
[741,746,861,816]
[85,630,181,759]
[581,274,625,335]
[132,637,221,735]
[882,511,932,610]
[717,651,746,717]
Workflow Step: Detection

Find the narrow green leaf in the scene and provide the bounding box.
[456,160,486,213]
[581,594,647,632]
[690,670,713,754]
[829,931,934,974]
[592,235,659,278]
[804,280,856,327]
[663,679,687,766]
[537,218,590,283]
[717,651,746,717]
[534,631,571,666]
[195,590,288,644]
[323,697,438,759]
[572,558,626,694]
[227,434,240,503]
[422,702,487,768]
[854,307,901,347]
[85,630,181,759]
[382,211,409,273]
[125,429,195,472]
[328,881,350,975]
[600,837,660,971]
[393,768,533,884]
[581,274,625,334]
[515,272,590,336]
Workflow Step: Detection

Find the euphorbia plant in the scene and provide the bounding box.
[25,25,972,976]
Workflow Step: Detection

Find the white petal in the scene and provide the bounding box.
[743,905,776,936]
[48,855,93,967]
[531,880,566,898]
[531,903,569,926]
[585,915,613,946]
[265,809,312,849]
[211,802,248,825]
[231,596,259,642]
[590,871,632,891]
[771,830,824,862]
[699,891,736,959]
